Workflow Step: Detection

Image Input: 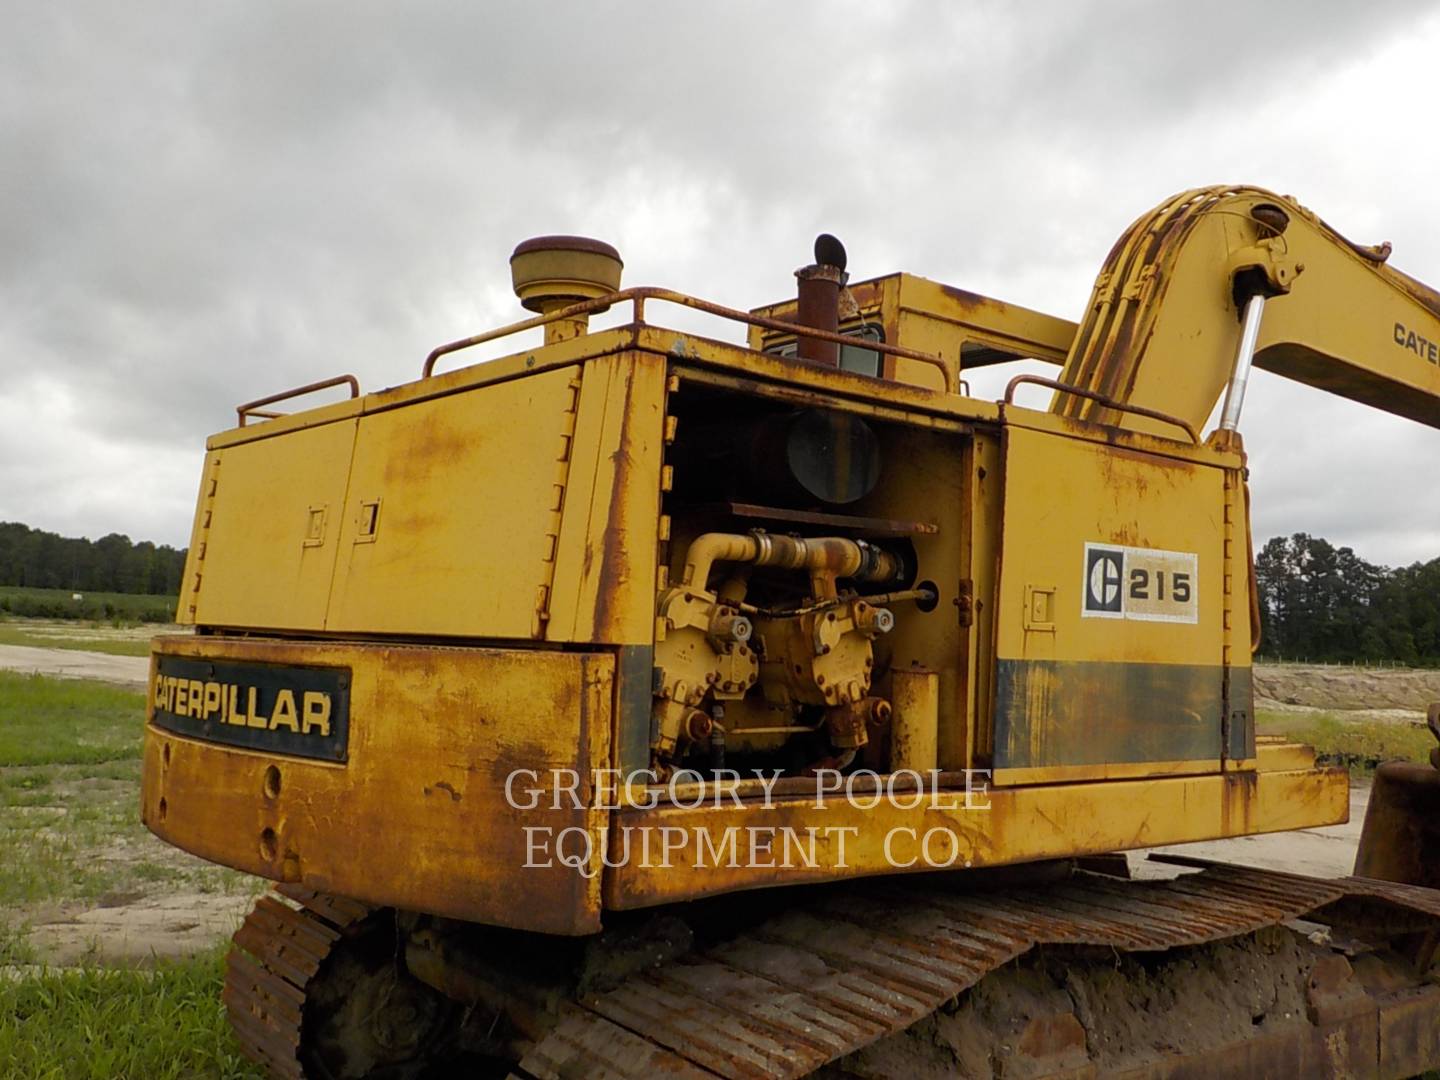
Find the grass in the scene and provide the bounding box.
[0,672,263,1077]
[0,670,255,912]
[0,762,185,908]
[0,623,152,658]
[0,585,177,624]
[0,946,264,1080]
[1256,708,1435,772]
[0,673,146,766]
[0,919,36,966]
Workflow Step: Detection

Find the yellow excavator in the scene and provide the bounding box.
[144,186,1440,1078]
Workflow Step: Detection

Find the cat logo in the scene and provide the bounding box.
[1084,547,1124,614]
[150,655,351,762]
[1082,542,1198,624]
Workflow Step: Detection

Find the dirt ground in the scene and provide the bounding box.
[18,890,257,969]
[0,619,160,647]
[0,643,147,687]
[1253,661,1440,716]
[0,645,259,973]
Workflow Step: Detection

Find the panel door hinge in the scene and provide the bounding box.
[955,579,974,628]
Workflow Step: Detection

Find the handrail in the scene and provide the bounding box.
[421,286,957,392]
[236,374,361,428]
[1003,374,1199,443]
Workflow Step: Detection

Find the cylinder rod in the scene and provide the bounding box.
[1219,294,1266,432]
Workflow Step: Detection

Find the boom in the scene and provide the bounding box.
[1053,185,1440,436]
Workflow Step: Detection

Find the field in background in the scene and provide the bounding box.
[0,619,159,658]
[1252,659,1438,772]
[0,585,177,624]
[1256,708,1433,772]
[0,671,261,1078]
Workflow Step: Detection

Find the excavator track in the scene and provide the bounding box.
[227,864,1440,1080]
[515,862,1440,1080]
[224,884,374,1080]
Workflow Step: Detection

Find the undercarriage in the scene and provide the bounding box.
[225,858,1440,1079]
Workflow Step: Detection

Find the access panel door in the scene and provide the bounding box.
[193,420,359,632]
[324,366,583,639]
[990,424,1229,784]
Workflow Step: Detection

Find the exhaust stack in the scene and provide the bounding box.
[794,233,848,367]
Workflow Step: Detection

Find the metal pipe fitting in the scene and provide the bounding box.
[795,264,845,367]
[793,233,849,367]
[679,532,902,592]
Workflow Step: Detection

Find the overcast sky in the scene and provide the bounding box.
[5,2,1440,565]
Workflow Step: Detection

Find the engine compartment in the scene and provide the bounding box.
[653,380,970,778]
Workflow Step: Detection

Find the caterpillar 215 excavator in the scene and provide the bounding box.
[145,186,1440,1077]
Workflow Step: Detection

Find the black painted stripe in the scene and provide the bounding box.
[994,659,1253,770]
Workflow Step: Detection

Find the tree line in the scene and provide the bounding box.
[1256,533,1440,665]
[0,521,187,596]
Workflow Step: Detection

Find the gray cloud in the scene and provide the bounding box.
[3,1,1439,563]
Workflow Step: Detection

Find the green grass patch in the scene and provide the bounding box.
[0,671,259,914]
[0,766,148,907]
[0,947,264,1079]
[0,624,152,657]
[0,672,151,904]
[0,672,144,766]
[0,917,36,966]
[1257,709,1435,772]
[0,585,176,624]
[0,672,265,1070]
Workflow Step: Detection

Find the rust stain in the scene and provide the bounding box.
[383,421,475,486]
[580,540,596,583]
[1354,762,1440,888]
[592,368,639,638]
[937,282,993,312]
[424,780,462,802]
[846,279,885,308]
[1110,524,1140,546]
[1220,769,1258,837]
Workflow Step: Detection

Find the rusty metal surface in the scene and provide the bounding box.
[517,864,1440,1080]
[421,286,955,390]
[700,501,939,538]
[511,1010,720,1079]
[1353,760,1440,888]
[795,260,844,367]
[223,887,370,1079]
[512,235,622,261]
[1004,372,1199,443]
[1151,851,1440,918]
[237,374,360,427]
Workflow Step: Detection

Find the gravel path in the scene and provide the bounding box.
[0,644,147,687]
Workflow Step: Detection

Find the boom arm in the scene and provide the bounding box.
[1052,185,1440,437]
